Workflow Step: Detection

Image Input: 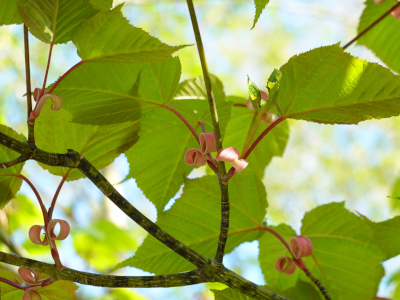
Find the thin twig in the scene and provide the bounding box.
[342,2,400,50]
[165,105,200,143]
[48,170,70,220]
[39,40,55,99]
[23,25,32,118]
[23,25,35,147]
[186,0,229,268]
[243,117,286,159]
[0,155,28,169]
[0,174,48,224]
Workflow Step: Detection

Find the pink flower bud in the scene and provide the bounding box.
[391,5,400,20]
[274,256,296,275]
[200,132,217,153]
[215,147,249,172]
[29,225,49,246]
[290,237,313,259]
[34,94,63,117]
[260,111,277,125]
[47,219,70,240]
[33,88,49,102]
[373,0,385,3]
[18,268,40,284]
[22,289,42,300]
[184,149,207,166]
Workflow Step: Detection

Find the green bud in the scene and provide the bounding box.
[247,75,262,111]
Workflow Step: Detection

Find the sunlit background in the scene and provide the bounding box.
[1,0,400,299]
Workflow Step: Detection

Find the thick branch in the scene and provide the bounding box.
[0,133,208,270]
[76,155,208,269]
[0,252,202,288]
[215,267,289,300]
[186,0,229,268]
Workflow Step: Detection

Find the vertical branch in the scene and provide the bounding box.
[23,25,35,146]
[186,0,229,268]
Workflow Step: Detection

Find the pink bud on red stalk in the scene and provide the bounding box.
[184,148,207,166]
[274,256,296,275]
[290,237,313,259]
[200,132,217,154]
[215,147,249,172]
[29,219,70,245]
[22,289,42,300]
[18,268,40,284]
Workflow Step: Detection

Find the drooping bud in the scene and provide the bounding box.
[47,219,70,241]
[34,94,63,118]
[290,237,313,259]
[29,225,49,246]
[18,268,40,284]
[33,88,49,102]
[200,132,217,154]
[216,147,248,172]
[184,149,207,166]
[391,5,400,19]
[22,289,42,300]
[274,256,296,275]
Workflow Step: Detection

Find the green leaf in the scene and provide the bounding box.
[123,100,232,212]
[174,74,225,102]
[0,0,22,25]
[258,224,299,291]
[115,172,267,274]
[72,4,186,63]
[390,176,400,210]
[72,220,137,272]
[277,44,400,124]
[281,281,323,300]
[252,0,269,29]
[35,102,140,181]
[55,57,181,125]
[38,279,78,300]
[223,96,289,178]
[212,287,252,299]
[361,215,400,260]
[89,0,112,11]
[0,125,25,209]
[300,202,385,300]
[358,0,400,74]
[17,0,100,44]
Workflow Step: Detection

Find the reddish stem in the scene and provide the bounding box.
[0,276,38,291]
[48,61,85,94]
[165,105,200,144]
[259,225,293,256]
[39,40,55,100]
[48,170,70,220]
[243,117,286,159]
[1,174,48,224]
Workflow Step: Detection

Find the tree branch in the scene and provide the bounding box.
[0,131,288,300]
[0,133,208,270]
[186,0,230,269]
[0,155,28,169]
[215,266,289,300]
[342,2,400,50]
[0,252,203,288]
